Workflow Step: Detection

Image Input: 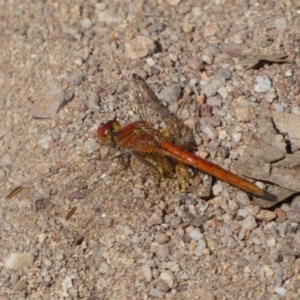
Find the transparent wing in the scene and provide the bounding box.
[132,73,196,149]
[133,73,172,125]
[7,140,160,221]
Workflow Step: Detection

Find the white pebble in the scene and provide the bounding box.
[99,262,110,274]
[200,122,218,140]
[189,78,197,86]
[265,90,277,103]
[202,53,213,65]
[188,228,203,240]
[5,252,35,271]
[217,87,228,99]
[284,69,292,77]
[273,103,284,112]
[192,7,202,17]
[74,57,83,66]
[80,18,92,29]
[167,0,181,4]
[291,106,300,115]
[0,153,12,166]
[212,182,223,196]
[266,237,276,247]
[37,135,54,150]
[200,77,211,86]
[61,276,73,290]
[39,233,47,243]
[254,75,271,93]
[193,238,207,256]
[44,258,52,267]
[159,270,176,289]
[231,131,242,143]
[275,287,287,296]
[146,57,156,67]
[218,129,227,140]
[274,17,288,30]
[142,264,152,282]
[125,36,156,59]
[240,215,257,230]
[237,208,249,218]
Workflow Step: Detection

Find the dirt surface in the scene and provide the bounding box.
[1,0,300,299]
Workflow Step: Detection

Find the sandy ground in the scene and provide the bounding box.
[1,0,300,299]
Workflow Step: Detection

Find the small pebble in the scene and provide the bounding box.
[97,9,121,24]
[167,0,181,4]
[0,153,12,167]
[231,131,242,143]
[273,103,284,112]
[155,233,170,244]
[99,262,110,274]
[266,237,276,247]
[159,270,176,289]
[274,17,288,30]
[125,36,156,59]
[149,211,163,225]
[44,258,52,267]
[235,192,250,206]
[256,210,276,222]
[240,215,257,230]
[212,182,223,196]
[285,69,292,77]
[234,107,252,123]
[217,87,228,99]
[261,265,274,281]
[37,135,54,150]
[165,261,180,272]
[146,57,156,67]
[55,252,64,261]
[5,252,35,271]
[202,53,213,65]
[80,18,92,29]
[254,75,272,93]
[74,57,83,66]
[203,23,219,37]
[265,90,277,103]
[200,121,218,140]
[291,106,300,115]
[156,278,170,292]
[286,207,300,222]
[202,77,226,97]
[187,57,203,70]
[123,226,135,235]
[61,276,73,290]
[69,73,84,86]
[158,84,181,104]
[193,242,208,257]
[275,287,287,296]
[207,96,221,107]
[149,288,166,298]
[188,228,203,240]
[142,264,152,282]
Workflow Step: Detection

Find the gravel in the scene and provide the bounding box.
[1,0,300,299]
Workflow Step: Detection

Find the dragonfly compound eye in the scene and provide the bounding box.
[97,122,110,144]
[97,120,121,145]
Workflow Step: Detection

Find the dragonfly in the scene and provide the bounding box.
[7,73,265,219]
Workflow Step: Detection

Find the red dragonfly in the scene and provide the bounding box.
[8,73,265,219]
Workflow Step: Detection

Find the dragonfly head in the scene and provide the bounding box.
[97,120,121,145]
